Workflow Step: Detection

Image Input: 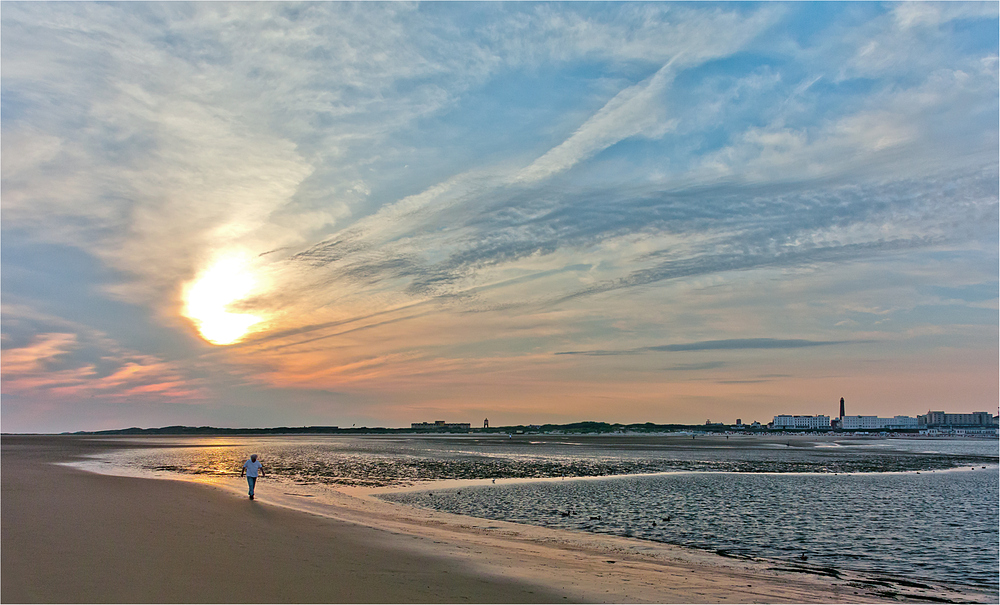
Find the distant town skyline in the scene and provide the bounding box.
[2,2,997,433]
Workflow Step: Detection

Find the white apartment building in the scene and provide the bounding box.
[918,411,996,427]
[841,415,918,430]
[773,415,831,429]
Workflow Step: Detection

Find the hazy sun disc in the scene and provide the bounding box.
[183,255,262,345]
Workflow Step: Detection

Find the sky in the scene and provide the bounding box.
[2,2,997,433]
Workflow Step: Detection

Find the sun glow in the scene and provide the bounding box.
[183,254,263,345]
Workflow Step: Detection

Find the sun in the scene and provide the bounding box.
[182,254,262,345]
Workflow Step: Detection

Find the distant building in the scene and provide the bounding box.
[410,421,472,431]
[841,415,918,430]
[917,411,996,427]
[773,415,831,429]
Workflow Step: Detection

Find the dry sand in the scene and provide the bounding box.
[3,435,992,604]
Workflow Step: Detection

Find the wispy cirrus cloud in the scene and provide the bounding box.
[515,58,681,183]
[556,338,860,357]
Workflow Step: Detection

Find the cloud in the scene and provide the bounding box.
[1,3,319,310]
[818,2,998,86]
[0,331,78,375]
[515,59,680,183]
[697,71,997,185]
[423,167,996,309]
[9,1,991,328]
[662,362,728,372]
[2,2,787,319]
[651,338,859,352]
[924,283,999,303]
[555,338,859,356]
[492,3,782,66]
[892,2,998,31]
[1,305,204,402]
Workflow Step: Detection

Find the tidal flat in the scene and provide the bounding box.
[40,432,1000,602]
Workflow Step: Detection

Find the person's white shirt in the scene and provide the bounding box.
[243,459,263,478]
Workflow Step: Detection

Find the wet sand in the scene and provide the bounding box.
[3,435,988,603]
[2,436,566,603]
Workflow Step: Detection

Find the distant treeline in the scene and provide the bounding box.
[490,421,697,434]
[63,421,775,436]
[67,425,359,436]
[55,420,926,437]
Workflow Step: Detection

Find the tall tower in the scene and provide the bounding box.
[840,397,845,419]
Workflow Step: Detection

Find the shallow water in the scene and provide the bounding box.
[87,433,999,487]
[79,434,999,592]
[384,469,999,591]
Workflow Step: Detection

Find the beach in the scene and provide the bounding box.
[2,436,566,603]
[2,436,990,603]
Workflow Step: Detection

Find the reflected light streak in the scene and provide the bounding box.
[183,254,262,345]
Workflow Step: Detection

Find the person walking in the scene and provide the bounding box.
[240,454,265,500]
